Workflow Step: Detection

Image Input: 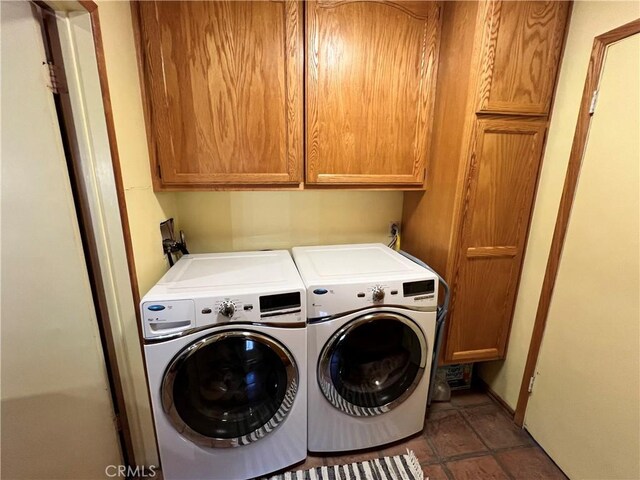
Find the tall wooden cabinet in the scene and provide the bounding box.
[132,1,303,190]
[305,1,441,186]
[402,1,570,363]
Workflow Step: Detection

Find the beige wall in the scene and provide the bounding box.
[177,191,403,254]
[479,1,640,409]
[1,2,122,476]
[97,0,178,466]
[523,32,639,478]
[97,0,179,297]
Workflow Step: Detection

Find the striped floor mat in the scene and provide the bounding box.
[264,450,423,480]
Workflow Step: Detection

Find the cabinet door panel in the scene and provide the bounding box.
[448,256,516,362]
[446,118,546,362]
[466,120,545,247]
[476,1,569,115]
[306,1,440,185]
[135,1,302,188]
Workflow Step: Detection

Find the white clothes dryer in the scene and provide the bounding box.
[292,244,437,453]
[141,251,306,480]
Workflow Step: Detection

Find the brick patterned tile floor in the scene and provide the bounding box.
[283,389,567,480]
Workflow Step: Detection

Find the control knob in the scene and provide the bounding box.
[218,301,236,318]
[371,285,385,302]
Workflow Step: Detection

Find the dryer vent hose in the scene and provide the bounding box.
[398,250,450,406]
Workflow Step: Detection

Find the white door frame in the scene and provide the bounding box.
[41,0,158,467]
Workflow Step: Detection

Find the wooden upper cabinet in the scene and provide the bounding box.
[476,1,570,115]
[133,1,303,189]
[306,1,441,186]
[445,118,547,362]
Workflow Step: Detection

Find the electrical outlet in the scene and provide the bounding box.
[389,221,401,236]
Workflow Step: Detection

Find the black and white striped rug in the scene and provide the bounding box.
[264,450,423,480]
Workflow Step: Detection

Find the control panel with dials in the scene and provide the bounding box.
[141,290,304,338]
[306,279,437,319]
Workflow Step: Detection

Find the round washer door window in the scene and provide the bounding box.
[318,312,427,416]
[161,330,298,448]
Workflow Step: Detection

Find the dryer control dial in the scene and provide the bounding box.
[218,301,236,318]
[371,285,385,302]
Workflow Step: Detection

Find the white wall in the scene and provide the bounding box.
[479,0,640,409]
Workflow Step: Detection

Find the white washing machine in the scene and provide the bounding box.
[141,251,307,480]
[292,243,437,453]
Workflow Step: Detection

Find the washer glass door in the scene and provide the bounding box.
[162,330,298,447]
[318,312,426,416]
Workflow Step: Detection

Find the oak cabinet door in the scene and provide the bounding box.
[446,118,546,362]
[476,1,570,115]
[306,1,440,186]
[135,1,303,189]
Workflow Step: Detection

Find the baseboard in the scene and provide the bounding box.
[474,376,515,417]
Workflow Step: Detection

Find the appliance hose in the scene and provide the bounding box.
[398,250,450,405]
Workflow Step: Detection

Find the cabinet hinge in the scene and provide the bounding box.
[157,164,162,179]
[589,89,599,115]
[527,374,536,393]
[43,61,67,94]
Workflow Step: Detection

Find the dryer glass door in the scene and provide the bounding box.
[161,331,298,448]
[318,312,427,416]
